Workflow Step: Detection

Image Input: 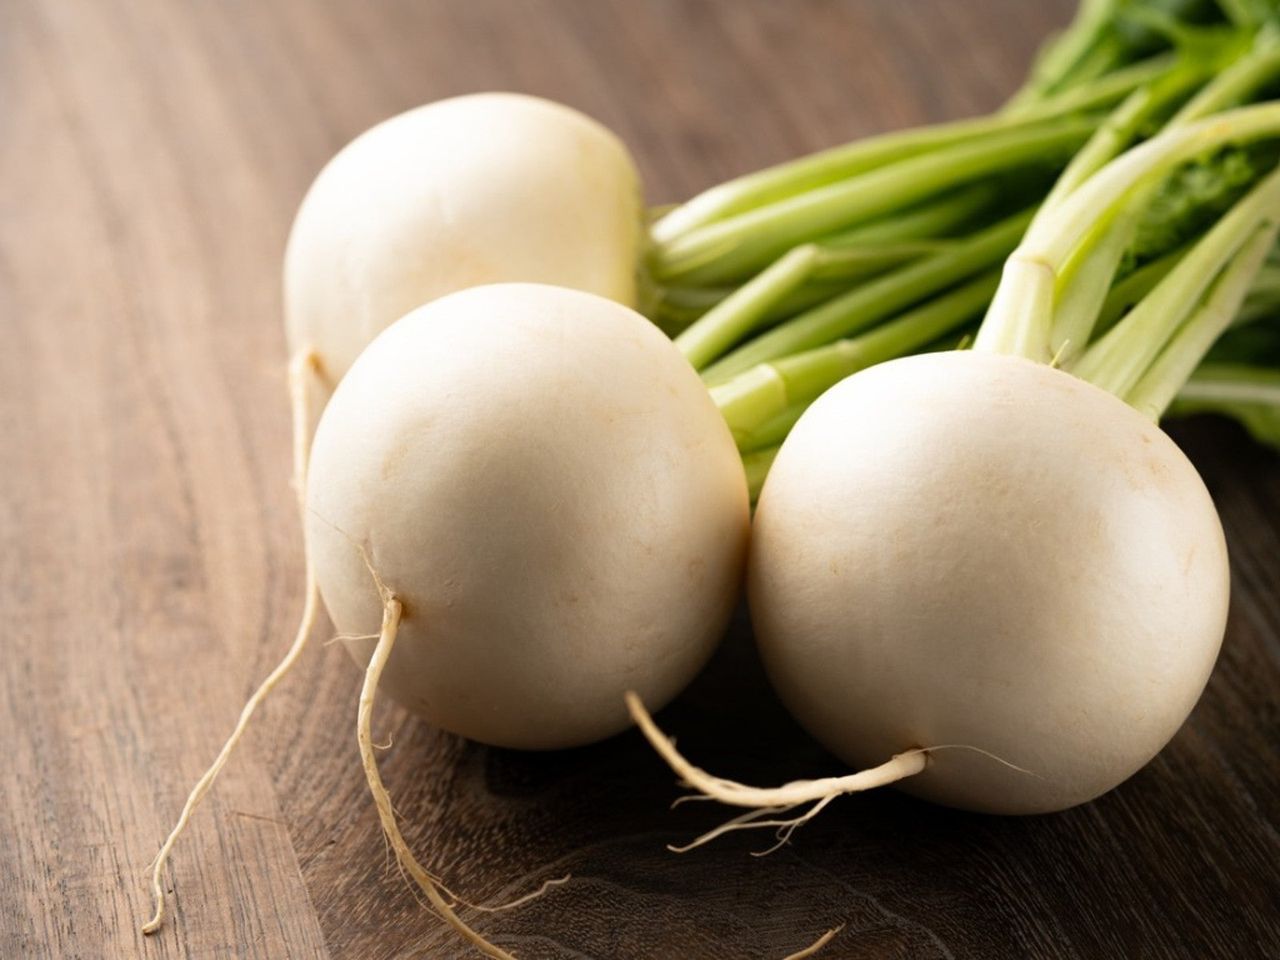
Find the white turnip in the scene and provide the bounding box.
[309,283,749,750]
[314,283,746,955]
[148,283,748,957]
[146,92,646,949]
[630,103,1280,840]
[749,350,1228,814]
[285,92,642,394]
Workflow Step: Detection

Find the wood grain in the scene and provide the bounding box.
[3,1,1277,958]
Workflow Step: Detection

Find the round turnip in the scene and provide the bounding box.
[308,283,749,750]
[145,284,748,954]
[281,91,643,455]
[628,103,1280,847]
[284,92,643,396]
[147,93,649,952]
[750,350,1228,814]
[301,283,747,955]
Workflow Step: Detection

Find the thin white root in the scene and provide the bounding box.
[751,795,838,857]
[781,923,846,960]
[142,573,319,935]
[444,874,572,914]
[626,693,1039,855]
[325,631,380,646]
[669,793,843,856]
[670,794,717,809]
[358,593,516,960]
[142,350,325,936]
[625,691,927,812]
[667,804,791,853]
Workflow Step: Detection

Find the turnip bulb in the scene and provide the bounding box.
[629,104,1280,847]
[284,92,643,397]
[750,350,1228,814]
[145,283,748,956]
[307,283,749,750]
[147,92,648,955]
[286,282,747,956]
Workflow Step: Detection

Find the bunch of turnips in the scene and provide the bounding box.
[143,2,1280,956]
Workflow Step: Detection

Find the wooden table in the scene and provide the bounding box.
[4,1,1278,957]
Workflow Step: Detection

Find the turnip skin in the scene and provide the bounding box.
[284,92,643,392]
[307,283,750,750]
[749,350,1229,814]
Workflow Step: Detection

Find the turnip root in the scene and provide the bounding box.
[147,92,646,947]
[285,92,643,398]
[147,283,749,955]
[141,349,323,935]
[312,283,747,954]
[309,283,748,749]
[749,350,1228,814]
[630,103,1280,843]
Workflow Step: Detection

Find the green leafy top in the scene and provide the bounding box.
[1129,146,1277,264]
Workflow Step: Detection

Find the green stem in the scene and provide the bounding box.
[651,120,1095,285]
[820,184,994,247]
[968,255,1057,361]
[1238,261,1280,322]
[1008,50,1179,113]
[1170,28,1280,124]
[1025,44,1266,361]
[810,241,954,278]
[653,241,955,341]
[651,57,1168,245]
[675,245,821,369]
[674,239,957,371]
[712,271,1000,444]
[683,185,995,334]
[1214,0,1257,28]
[1005,0,1125,110]
[1033,59,1206,223]
[1093,244,1189,333]
[743,446,779,503]
[649,123,996,248]
[974,101,1280,362]
[1037,32,1280,359]
[1042,33,1280,358]
[1031,66,1206,361]
[1179,363,1280,405]
[1055,34,1130,99]
[1074,164,1280,396]
[737,404,807,454]
[658,286,727,311]
[1127,222,1279,418]
[1168,362,1280,446]
[702,209,1034,384]
[1049,201,1146,361]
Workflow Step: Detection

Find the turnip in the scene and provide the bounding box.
[319,284,745,954]
[145,92,645,946]
[308,283,748,751]
[630,104,1280,840]
[745,351,1229,815]
[136,16,1280,949]
[148,284,748,955]
[285,91,643,402]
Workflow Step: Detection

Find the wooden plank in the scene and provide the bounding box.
[2,1,1277,958]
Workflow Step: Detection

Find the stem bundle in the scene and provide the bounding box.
[644,9,1280,495]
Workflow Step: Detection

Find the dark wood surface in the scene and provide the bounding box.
[4,1,1278,957]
